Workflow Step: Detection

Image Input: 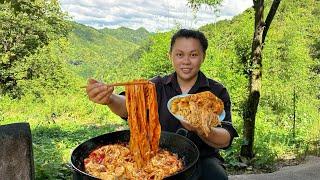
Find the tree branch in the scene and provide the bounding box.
[262,0,281,43]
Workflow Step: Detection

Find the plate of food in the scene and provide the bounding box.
[167,91,225,136]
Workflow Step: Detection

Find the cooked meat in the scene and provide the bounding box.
[84,144,183,180]
[171,91,223,136]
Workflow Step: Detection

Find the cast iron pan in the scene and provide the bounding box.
[70,130,199,180]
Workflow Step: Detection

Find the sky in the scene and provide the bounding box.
[60,0,253,32]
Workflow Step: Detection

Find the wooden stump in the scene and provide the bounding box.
[0,123,34,180]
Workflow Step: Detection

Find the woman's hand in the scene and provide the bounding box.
[86,79,114,105]
[179,120,194,131]
[179,120,205,136]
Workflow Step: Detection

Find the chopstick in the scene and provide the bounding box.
[80,81,152,88]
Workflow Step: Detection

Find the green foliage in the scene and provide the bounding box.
[188,0,223,10]
[65,22,143,83]
[138,32,174,79]
[0,0,70,98]
[101,27,151,45]
[18,38,80,97]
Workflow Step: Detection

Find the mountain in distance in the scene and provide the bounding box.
[100,26,151,45]
[65,22,152,79]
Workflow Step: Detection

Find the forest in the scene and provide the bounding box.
[0,0,319,179]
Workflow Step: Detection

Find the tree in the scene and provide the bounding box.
[188,0,282,160]
[0,0,70,98]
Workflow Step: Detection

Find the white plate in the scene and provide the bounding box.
[167,94,226,122]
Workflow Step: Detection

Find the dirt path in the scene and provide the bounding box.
[229,156,320,180]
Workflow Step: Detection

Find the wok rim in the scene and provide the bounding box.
[70,130,199,179]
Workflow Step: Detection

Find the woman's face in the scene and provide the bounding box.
[170,37,205,83]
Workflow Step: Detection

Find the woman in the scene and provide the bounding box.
[86,29,238,180]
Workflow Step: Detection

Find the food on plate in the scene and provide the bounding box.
[84,80,183,179]
[84,143,183,180]
[170,91,224,136]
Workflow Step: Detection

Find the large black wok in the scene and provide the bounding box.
[70,130,199,180]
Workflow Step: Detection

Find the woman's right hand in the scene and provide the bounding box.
[86,79,114,105]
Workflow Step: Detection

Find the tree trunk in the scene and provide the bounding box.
[240,0,264,159]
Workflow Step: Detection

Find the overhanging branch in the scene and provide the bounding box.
[262,0,281,44]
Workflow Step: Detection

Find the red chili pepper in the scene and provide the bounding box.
[89,152,97,159]
[96,153,105,164]
[88,151,105,164]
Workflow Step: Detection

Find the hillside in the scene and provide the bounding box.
[101,26,151,45]
[65,22,151,80]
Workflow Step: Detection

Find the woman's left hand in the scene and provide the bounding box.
[179,120,205,136]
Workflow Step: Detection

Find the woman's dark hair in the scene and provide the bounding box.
[170,29,208,54]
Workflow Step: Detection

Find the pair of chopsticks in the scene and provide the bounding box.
[81,81,151,88]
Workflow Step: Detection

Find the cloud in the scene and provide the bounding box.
[60,0,253,32]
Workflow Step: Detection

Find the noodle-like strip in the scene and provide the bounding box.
[84,80,183,179]
[125,80,161,168]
